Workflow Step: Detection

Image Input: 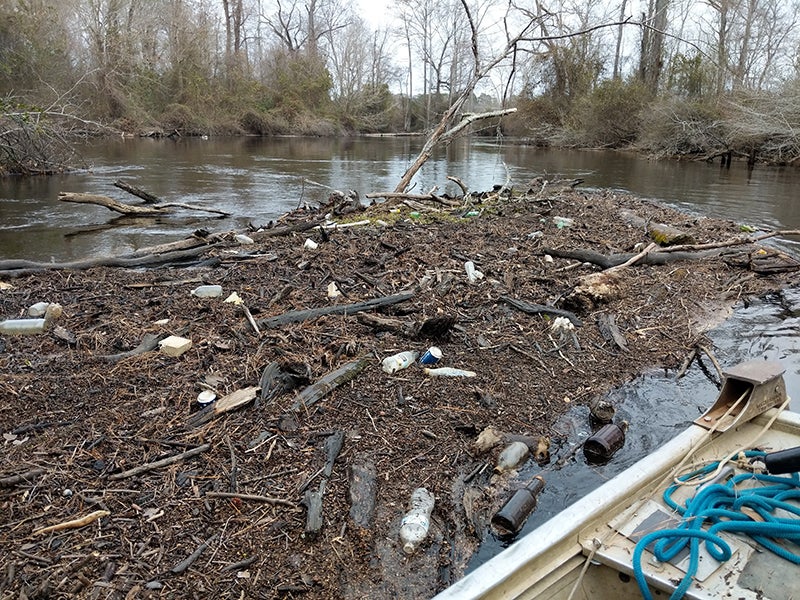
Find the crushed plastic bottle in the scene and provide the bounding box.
[191,285,223,298]
[28,302,51,317]
[464,260,484,283]
[399,487,435,554]
[423,367,476,377]
[495,441,531,473]
[382,351,419,374]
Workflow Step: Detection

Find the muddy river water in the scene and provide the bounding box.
[1,136,800,261]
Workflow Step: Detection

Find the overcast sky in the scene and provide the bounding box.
[356,0,394,28]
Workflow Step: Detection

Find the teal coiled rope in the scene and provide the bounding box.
[632,450,800,600]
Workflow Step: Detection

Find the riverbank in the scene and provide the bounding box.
[1,186,799,598]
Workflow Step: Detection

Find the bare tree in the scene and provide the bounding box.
[326,16,398,127]
[393,0,534,192]
[639,0,670,93]
[612,0,628,79]
[259,0,349,56]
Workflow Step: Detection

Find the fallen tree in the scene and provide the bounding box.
[543,229,800,273]
[58,192,231,217]
[0,239,219,277]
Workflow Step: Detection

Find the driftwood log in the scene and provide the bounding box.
[100,333,164,363]
[348,456,378,529]
[114,179,160,204]
[501,296,583,327]
[543,247,724,269]
[620,209,695,246]
[59,192,231,216]
[0,244,217,278]
[545,245,800,274]
[257,291,415,329]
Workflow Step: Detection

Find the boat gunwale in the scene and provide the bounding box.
[433,407,798,600]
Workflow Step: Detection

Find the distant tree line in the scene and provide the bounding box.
[2,0,800,174]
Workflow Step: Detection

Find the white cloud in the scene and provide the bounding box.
[355,0,394,29]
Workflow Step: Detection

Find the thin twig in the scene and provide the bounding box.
[33,510,110,536]
[171,534,218,574]
[0,468,46,488]
[204,491,298,509]
[108,444,211,481]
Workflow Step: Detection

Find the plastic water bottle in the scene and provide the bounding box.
[382,351,418,374]
[191,285,223,298]
[495,441,530,473]
[0,302,62,335]
[0,318,47,335]
[399,487,435,554]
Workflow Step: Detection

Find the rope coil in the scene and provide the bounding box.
[633,452,800,600]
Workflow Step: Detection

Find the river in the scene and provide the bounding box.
[1,136,800,261]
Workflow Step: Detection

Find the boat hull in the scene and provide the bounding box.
[433,409,800,600]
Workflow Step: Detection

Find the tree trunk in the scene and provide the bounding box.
[613,0,628,79]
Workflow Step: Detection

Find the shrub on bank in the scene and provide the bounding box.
[636,97,725,158]
[503,95,563,145]
[159,103,209,136]
[564,79,649,148]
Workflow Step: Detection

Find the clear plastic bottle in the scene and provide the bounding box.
[399,487,435,554]
[0,318,46,335]
[382,351,418,374]
[495,441,531,473]
[191,285,223,298]
[0,303,61,335]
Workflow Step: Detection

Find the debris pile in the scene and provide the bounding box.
[1,187,798,599]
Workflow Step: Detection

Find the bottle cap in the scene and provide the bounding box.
[197,390,217,405]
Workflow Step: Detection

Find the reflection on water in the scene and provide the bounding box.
[467,288,800,570]
[2,137,800,261]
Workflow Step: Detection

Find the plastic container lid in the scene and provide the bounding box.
[197,390,217,405]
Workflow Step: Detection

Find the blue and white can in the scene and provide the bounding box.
[419,346,442,365]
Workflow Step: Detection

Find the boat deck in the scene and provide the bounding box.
[579,410,800,600]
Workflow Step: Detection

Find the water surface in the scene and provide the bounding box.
[2,137,800,261]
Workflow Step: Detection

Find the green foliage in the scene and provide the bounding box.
[265,51,333,116]
[566,79,650,147]
[666,53,711,98]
